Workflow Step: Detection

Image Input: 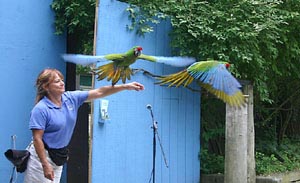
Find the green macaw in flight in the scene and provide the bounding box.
[62,46,195,86]
[156,60,245,107]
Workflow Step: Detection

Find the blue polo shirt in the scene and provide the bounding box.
[29,91,88,148]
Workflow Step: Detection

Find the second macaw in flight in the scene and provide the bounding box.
[62,46,196,86]
[156,61,245,107]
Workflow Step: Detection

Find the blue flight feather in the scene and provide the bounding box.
[187,63,241,96]
[153,56,196,67]
[61,54,109,66]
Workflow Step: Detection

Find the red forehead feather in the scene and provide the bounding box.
[225,63,230,68]
[137,46,143,51]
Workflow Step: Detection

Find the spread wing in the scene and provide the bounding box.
[157,61,245,106]
[138,54,196,67]
[62,54,124,66]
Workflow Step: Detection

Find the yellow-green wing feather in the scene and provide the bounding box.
[138,54,156,62]
[104,54,125,61]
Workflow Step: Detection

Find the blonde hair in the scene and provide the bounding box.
[35,68,64,104]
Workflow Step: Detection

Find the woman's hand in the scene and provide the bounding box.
[123,82,145,91]
[42,162,54,181]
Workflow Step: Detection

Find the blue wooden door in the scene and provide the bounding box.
[91,1,200,182]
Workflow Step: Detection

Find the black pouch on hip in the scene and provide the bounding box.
[4,149,30,173]
[44,142,69,166]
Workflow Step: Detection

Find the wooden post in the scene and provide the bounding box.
[225,103,248,183]
[224,83,255,183]
[246,85,256,183]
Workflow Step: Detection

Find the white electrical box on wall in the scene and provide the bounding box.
[99,99,109,123]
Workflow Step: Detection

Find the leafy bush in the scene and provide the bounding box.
[200,148,224,174]
[200,137,300,175]
[255,152,287,174]
[51,0,96,54]
[255,145,300,175]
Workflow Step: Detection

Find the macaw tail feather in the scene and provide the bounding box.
[156,70,194,87]
[121,68,132,83]
[62,54,108,66]
[201,83,245,106]
[94,63,133,85]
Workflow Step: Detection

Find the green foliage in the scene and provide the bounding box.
[200,98,225,174]
[200,148,224,174]
[76,65,92,75]
[124,3,168,36]
[255,138,300,175]
[51,0,96,54]
[51,0,96,75]
[255,152,287,174]
[119,0,300,104]
[51,0,96,35]
[201,134,300,175]
[201,97,225,154]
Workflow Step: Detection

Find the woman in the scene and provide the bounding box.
[24,68,144,182]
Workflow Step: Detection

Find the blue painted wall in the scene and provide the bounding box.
[0,0,66,182]
[92,0,201,182]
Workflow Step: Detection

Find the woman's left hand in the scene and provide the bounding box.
[124,82,145,91]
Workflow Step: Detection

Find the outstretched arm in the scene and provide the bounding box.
[87,82,144,101]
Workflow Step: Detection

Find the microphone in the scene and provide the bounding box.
[146,104,154,119]
[146,104,152,110]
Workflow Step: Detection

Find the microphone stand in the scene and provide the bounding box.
[147,105,168,183]
[9,135,17,183]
